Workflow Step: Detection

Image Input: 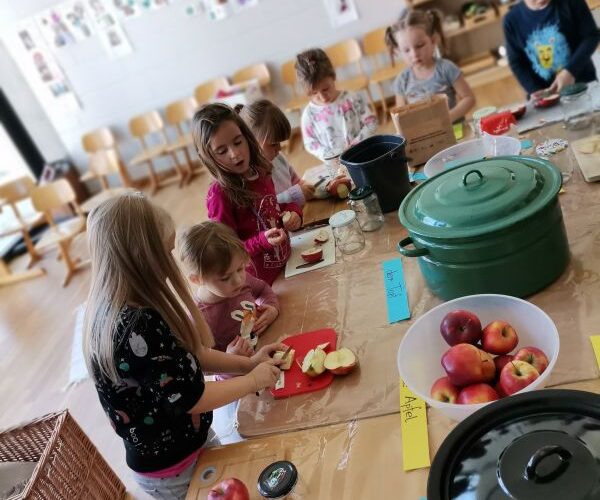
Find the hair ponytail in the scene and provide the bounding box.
[426,9,446,53]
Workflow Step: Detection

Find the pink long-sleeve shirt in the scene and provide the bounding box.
[206,174,302,285]
[196,273,279,352]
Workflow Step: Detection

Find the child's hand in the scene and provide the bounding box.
[549,69,575,93]
[283,211,301,232]
[264,227,287,247]
[251,342,287,367]
[226,336,254,357]
[253,304,279,334]
[248,360,280,391]
[300,181,315,201]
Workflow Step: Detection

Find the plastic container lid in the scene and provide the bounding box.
[399,156,562,239]
[257,461,298,498]
[560,82,588,97]
[348,185,374,200]
[329,209,357,228]
[428,389,600,500]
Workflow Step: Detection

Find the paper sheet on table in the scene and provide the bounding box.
[517,102,565,133]
[284,226,335,278]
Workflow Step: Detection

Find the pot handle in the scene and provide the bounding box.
[462,169,484,186]
[524,445,572,483]
[397,237,429,257]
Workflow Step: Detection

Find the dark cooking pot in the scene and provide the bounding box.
[428,389,600,499]
[397,156,569,300]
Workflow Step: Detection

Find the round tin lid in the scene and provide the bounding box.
[329,209,357,228]
[257,461,298,498]
[428,390,600,500]
[399,156,562,239]
[348,185,374,200]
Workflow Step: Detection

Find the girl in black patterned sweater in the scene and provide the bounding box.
[83,193,284,499]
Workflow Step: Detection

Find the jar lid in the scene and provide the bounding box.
[348,185,374,200]
[257,461,298,498]
[329,209,357,228]
[560,82,588,97]
[399,156,562,239]
[428,390,600,500]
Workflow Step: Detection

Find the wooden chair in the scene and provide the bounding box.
[128,111,187,195]
[231,63,271,95]
[280,60,309,153]
[363,27,405,122]
[80,127,132,187]
[30,179,88,287]
[194,77,229,105]
[325,39,376,112]
[165,97,200,182]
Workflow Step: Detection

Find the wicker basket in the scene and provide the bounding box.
[0,410,126,499]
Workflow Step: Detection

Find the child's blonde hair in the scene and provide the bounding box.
[179,221,248,278]
[192,103,271,208]
[294,48,336,92]
[83,192,214,384]
[385,8,446,64]
[236,100,291,146]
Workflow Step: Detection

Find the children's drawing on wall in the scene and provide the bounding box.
[86,0,133,58]
[323,0,358,28]
[111,0,141,19]
[232,0,259,12]
[139,0,170,9]
[205,0,231,21]
[36,8,77,48]
[18,29,36,51]
[61,1,95,41]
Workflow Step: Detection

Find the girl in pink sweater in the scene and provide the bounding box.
[179,221,280,357]
[192,103,303,285]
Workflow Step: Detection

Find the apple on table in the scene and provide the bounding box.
[457,383,499,404]
[430,376,460,403]
[514,346,549,374]
[207,478,250,500]
[440,310,482,346]
[441,343,495,387]
[481,320,519,355]
[499,360,539,396]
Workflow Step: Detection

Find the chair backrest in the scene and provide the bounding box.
[326,39,363,68]
[194,77,229,104]
[0,175,36,204]
[31,179,76,216]
[129,111,164,138]
[82,127,116,153]
[363,27,390,59]
[165,97,199,125]
[88,149,123,178]
[232,63,271,88]
[281,60,298,87]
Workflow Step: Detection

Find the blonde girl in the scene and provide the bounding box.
[193,103,303,286]
[385,8,475,122]
[83,193,283,500]
[237,100,315,206]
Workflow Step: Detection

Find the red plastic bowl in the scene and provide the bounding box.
[534,94,560,108]
[508,104,526,119]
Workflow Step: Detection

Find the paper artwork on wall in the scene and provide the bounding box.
[35,7,79,48]
[86,0,133,58]
[111,0,142,19]
[323,0,359,28]
[205,0,231,21]
[232,0,259,12]
[61,1,96,40]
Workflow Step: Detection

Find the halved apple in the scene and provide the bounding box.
[281,211,292,226]
[301,348,327,377]
[301,247,323,263]
[324,348,358,375]
[327,177,352,199]
[273,349,295,370]
[314,229,329,244]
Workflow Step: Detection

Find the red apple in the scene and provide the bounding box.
[207,478,250,500]
[494,354,515,375]
[441,343,495,387]
[323,348,358,375]
[314,229,329,244]
[514,346,549,374]
[300,247,323,263]
[481,321,519,355]
[457,383,499,404]
[494,381,507,398]
[430,376,460,403]
[327,177,352,199]
[499,360,540,396]
[439,310,482,346]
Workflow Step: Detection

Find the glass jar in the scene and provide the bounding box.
[329,210,365,255]
[348,185,384,232]
[562,88,593,131]
[323,154,341,179]
[257,461,306,499]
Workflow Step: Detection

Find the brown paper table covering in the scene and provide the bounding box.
[237,121,600,438]
[190,379,600,500]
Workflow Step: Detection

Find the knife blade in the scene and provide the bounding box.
[295,258,325,269]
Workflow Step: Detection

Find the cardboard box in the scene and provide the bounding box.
[390,95,456,167]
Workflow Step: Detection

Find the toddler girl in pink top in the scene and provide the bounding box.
[179,221,279,357]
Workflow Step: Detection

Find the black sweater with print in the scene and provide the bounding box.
[92,307,212,472]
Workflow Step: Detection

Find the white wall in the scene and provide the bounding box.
[0,0,405,174]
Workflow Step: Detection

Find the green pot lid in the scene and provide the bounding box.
[399,156,562,239]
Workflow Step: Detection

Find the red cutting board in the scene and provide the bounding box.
[270,328,337,399]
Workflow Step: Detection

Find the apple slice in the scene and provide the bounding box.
[301,247,323,263]
[327,177,352,199]
[317,342,330,351]
[324,348,358,375]
[281,211,292,226]
[314,229,329,244]
[301,348,327,377]
[273,349,295,370]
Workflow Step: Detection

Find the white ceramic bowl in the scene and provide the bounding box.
[397,294,560,422]
[424,135,522,178]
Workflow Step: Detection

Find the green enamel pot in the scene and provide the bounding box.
[397,156,570,300]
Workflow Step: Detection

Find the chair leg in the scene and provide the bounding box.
[58,240,77,287]
[146,160,159,195]
[377,82,389,123]
[183,148,195,184]
[22,231,42,269]
[169,152,187,188]
[364,86,377,117]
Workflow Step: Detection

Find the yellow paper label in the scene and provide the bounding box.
[453,122,464,141]
[590,336,600,371]
[399,379,430,471]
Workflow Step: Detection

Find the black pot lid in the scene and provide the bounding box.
[428,390,600,500]
[399,156,562,240]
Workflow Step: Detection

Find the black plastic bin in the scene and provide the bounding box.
[340,135,412,213]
